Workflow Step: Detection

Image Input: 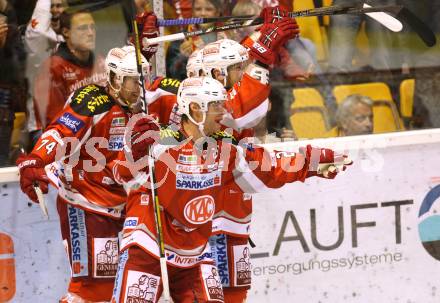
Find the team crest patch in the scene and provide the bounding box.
[201,264,224,302]
[93,238,119,278]
[184,195,215,225]
[124,270,160,303]
[233,245,251,286]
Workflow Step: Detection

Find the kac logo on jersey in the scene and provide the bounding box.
[57,113,85,133]
[109,135,124,151]
[176,171,221,190]
[184,195,215,225]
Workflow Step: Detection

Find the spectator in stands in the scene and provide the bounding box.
[166,0,227,80]
[229,0,259,42]
[0,0,27,166]
[25,0,66,62]
[25,0,67,150]
[335,94,373,136]
[30,10,106,146]
[327,0,399,72]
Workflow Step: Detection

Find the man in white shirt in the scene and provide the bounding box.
[24,0,67,147]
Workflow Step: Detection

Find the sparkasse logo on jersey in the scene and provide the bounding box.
[68,205,88,277]
[108,135,124,151]
[176,171,221,190]
[184,195,215,224]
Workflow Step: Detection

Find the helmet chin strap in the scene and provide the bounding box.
[187,111,207,138]
[211,68,228,87]
[220,67,228,87]
[109,78,136,109]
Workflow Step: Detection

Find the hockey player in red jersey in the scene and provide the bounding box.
[16,46,150,302]
[110,77,351,302]
[145,37,269,131]
[201,6,302,301]
[142,5,299,132]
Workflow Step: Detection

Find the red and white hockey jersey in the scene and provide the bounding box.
[145,73,270,130]
[143,75,270,239]
[31,84,130,218]
[115,129,310,268]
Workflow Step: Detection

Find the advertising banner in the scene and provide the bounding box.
[248,141,440,302]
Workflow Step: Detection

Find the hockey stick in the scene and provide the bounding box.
[145,18,262,45]
[34,184,49,219]
[156,4,399,27]
[146,5,402,46]
[380,4,436,47]
[66,0,117,7]
[362,3,402,32]
[19,148,49,219]
[66,0,120,12]
[151,4,435,47]
[130,2,172,302]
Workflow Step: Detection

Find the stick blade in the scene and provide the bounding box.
[397,7,436,47]
[34,185,49,219]
[363,4,403,32]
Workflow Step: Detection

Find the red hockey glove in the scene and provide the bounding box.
[260,5,289,24]
[241,35,276,66]
[301,145,352,179]
[242,18,300,66]
[130,115,160,162]
[135,12,159,60]
[16,154,49,203]
[259,5,300,46]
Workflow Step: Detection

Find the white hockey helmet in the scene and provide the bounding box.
[105,45,150,91]
[177,77,227,131]
[186,49,204,78]
[201,39,249,83]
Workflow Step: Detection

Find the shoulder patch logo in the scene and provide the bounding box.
[71,85,113,116]
[160,78,180,88]
[57,112,85,133]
